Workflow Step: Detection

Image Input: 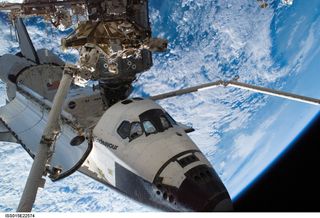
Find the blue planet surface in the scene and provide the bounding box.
[0,0,319,212]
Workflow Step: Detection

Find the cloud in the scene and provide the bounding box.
[231,109,280,159]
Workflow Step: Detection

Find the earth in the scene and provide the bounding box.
[0,0,319,212]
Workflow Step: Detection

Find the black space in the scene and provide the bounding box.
[234,113,320,212]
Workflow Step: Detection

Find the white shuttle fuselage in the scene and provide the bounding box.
[0,46,232,212]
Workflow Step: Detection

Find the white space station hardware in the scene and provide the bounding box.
[0,0,319,213]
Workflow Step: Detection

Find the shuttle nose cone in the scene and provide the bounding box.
[176,165,233,211]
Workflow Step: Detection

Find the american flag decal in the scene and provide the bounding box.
[47,81,60,90]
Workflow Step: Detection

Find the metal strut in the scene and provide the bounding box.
[16,64,76,212]
[227,81,320,106]
[150,79,320,106]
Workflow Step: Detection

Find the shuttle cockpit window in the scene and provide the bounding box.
[117,121,131,139]
[130,122,143,140]
[143,121,157,134]
[139,109,173,136]
[160,116,170,129]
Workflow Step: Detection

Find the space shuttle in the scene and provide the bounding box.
[0,18,233,212]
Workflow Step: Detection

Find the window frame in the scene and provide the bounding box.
[165,112,177,126]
